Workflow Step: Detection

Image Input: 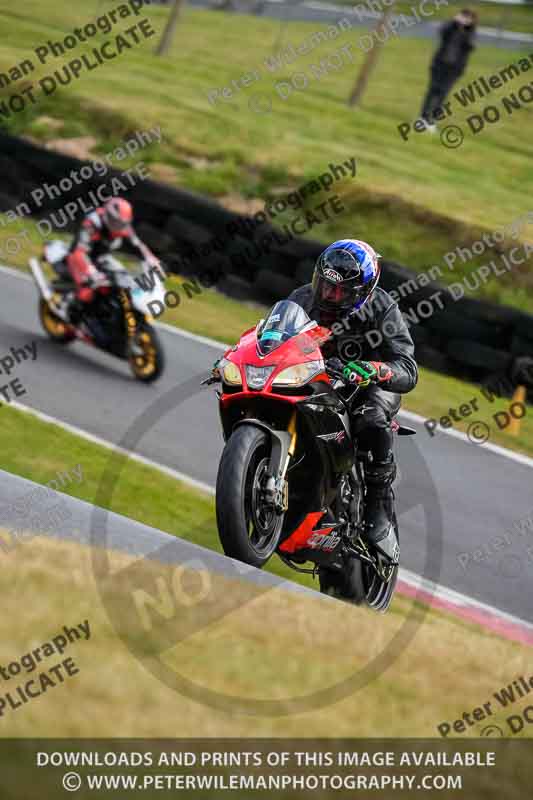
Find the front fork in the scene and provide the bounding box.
[119,289,140,350]
[251,410,298,515]
[29,257,69,320]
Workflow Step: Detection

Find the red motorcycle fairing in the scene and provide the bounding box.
[219,323,331,406]
[279,511,337,554]
[218,320,354,557]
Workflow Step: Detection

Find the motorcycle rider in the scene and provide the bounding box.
[66,197,161,314]
[288,239,418,548]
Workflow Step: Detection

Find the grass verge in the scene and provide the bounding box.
[0,402,315,588]
[0,533,532,747]
[0,3,532,308]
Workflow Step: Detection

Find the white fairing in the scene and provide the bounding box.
[131,276,166,316]
[44,240,69,265]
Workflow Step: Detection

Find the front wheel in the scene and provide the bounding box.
[216,425,284,568]
[129,324,165,383]
[39,297,75,344]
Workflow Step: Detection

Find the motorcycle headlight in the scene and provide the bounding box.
[245,365,275,390]
[272,360,323,388]
[221,360,242,386]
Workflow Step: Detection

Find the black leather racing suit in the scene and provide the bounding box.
[287,284,418,533]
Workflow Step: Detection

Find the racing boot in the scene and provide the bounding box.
[363,456,396,546]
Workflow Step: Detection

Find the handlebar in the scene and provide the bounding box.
[141,259,168,279]
[201,373,221,386]
[325,365,346,383]
[324,363,362,409]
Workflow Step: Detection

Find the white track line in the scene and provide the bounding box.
[2,263,532,470]
[10,401,215,496]
[156,320,229,351]
[400,566,533,634]
[399,409,533,470]
[0,264,33,281]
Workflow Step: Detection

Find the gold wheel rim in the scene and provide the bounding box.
[42,301,68,337]
[131,331,157,377]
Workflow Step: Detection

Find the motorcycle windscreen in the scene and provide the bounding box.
[257,300,312,355]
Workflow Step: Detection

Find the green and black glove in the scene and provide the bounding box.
[342,360,393,387]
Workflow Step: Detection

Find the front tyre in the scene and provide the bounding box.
[216,425,284,568]
[129,324,165,383]
[39,297,74,344]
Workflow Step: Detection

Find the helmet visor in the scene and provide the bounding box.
[312,272,366,311]
[106,213,129,233]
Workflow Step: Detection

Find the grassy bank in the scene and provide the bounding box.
[0,3,532,309]
[0,483,532,743]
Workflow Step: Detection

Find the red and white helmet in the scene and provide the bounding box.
[103,197,133,235]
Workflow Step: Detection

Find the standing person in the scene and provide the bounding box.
[420,9,478,130]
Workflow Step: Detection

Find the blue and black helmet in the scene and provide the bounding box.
[311,239,381,313]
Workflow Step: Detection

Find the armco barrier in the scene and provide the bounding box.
[0,132,532,396]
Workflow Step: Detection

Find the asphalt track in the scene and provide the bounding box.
[192,0,533,49]
[1,266,533,626]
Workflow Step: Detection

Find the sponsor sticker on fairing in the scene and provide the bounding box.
[318,431,346,443]
[307,531,342,552]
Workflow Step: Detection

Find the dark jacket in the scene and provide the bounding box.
[288,284,418,394]
[433,20,475,77]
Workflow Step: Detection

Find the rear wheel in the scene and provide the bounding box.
[363,515,399,613]
[319,470,367,605]
[129,324,165,383]
[319,558,367,605]
[216,425,284,568]
[319,518,399,611]
[39,297,74,344]
[364,564,398,612]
